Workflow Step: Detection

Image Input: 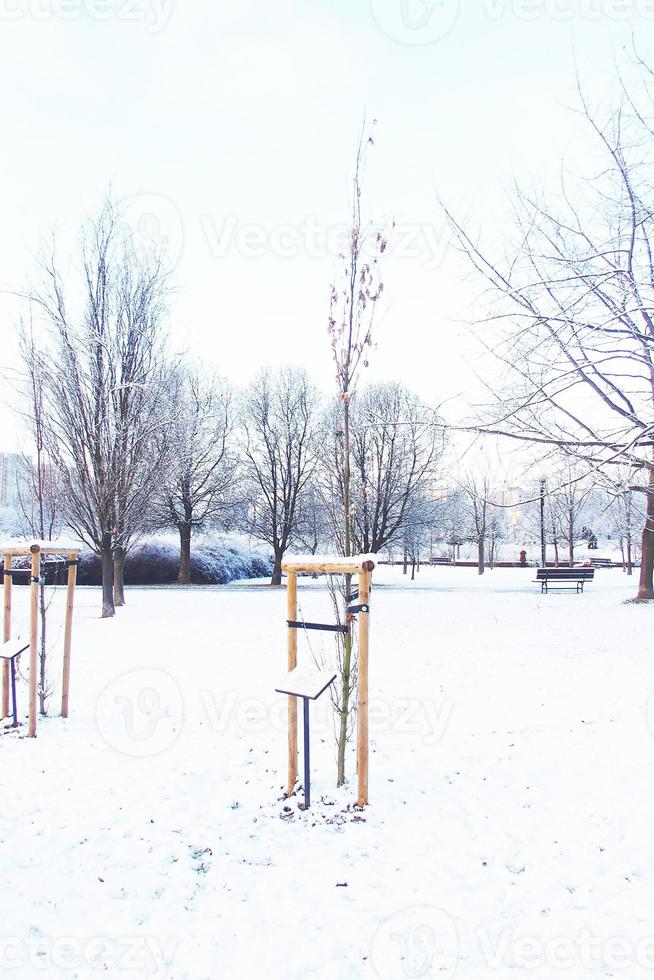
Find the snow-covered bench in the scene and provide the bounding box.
[535,567,595,594]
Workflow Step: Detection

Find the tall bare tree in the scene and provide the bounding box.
[327,121,387,786]
[30,198,172,617]
[158,364,236,584]
[445,59,654,599]
[241,367,320,586]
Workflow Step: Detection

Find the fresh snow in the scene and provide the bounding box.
[1,566,653,979]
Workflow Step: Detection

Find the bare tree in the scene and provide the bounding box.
[603,467,645,574]
[435,489,468,563]
[343,382,443,553]
[549,466,593,567]
[157,364,236,584]
[295,481,332,557]
[459,470,494,575]
[30,198,172,617]
[402,496,434,579]
[241,367,320,586]
[327,120,387,786]
[444,59,654,599]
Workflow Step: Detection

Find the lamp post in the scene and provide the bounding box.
[539,478,547,567]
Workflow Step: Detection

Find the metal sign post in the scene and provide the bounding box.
[275,667,336,810]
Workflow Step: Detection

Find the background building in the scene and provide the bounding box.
[0,453,20,508]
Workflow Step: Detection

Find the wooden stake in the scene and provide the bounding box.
[2,554,11,719]
[356,569,371,806]
[287,570,298,796]
[28,544,40,737]
[61,551,78,718]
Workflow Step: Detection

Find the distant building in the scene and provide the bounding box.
[0,453,21,507]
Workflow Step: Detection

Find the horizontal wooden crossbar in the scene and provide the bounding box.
[0,543,81,557]
[282,554,375,574]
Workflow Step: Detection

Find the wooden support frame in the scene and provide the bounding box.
[286,568,298,796]
[1,540,81,736]
[281,554,375,806]
[2,554,11,719]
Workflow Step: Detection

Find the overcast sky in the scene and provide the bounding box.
[0,0,651,453]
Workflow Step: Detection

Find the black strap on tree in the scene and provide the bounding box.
[287,620,350,635]
[347,603,370,615]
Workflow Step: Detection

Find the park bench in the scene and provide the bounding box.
[535,567,595,594]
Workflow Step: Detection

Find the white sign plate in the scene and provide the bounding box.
[275,667,337,700]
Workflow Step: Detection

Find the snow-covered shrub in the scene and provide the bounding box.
[75,537,273,586]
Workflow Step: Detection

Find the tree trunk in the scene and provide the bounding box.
[101,533,115,618]
[336,398,353,788]
[403,546,408,574]
[271,550,283,586]
[178,523,192,585]
[637,468,654,599]
[553,539,559,567]
[568,518,574,567]
[477,538,484,575]
[411,559,416,581]
[626,533,633,576]
[113,546,126,606]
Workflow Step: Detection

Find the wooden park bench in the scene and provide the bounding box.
[535,567,595,594]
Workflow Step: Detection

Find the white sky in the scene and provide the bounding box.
[0,0,652,455]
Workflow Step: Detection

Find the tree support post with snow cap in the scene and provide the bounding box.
[61,551,78,718]
[2,554,11,719]
[286,569,298,796]
[28,544,40,736]
[356,568,371,807]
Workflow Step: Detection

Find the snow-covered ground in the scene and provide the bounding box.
[1,566,653,979]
